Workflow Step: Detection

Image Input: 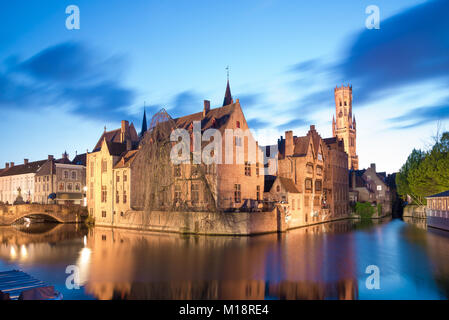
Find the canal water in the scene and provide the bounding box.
[1,218,449,300]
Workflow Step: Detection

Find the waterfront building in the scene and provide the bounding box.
[349,163,392,216]
[34,152,87,205]
[332,85,358,170]
[87,81,265,226]
[0,159,47,204]
[274,125,328,226]
[323,137,350,218]
[86,120,140,224]
[264,175,301,225]
[426,190,449,231]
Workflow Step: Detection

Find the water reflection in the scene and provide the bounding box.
[1,218,449,299]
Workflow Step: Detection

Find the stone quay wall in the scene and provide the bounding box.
[403,205,426,219]
[95,207,288,236]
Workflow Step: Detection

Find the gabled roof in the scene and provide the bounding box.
[278,177,300,193]
[427,190,449,198]
[173,103,237,134]
[293,136,312,157]
[92,123,139,152]
[0,160,47,177]
[114,150,139,169]
[264,175,299,193]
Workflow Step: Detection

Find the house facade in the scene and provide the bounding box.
[0,159,46,204]
[349,163,392,216]
[323,137,350,218]
[34,153,87,205]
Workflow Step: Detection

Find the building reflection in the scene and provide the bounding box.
[84,220,358,300]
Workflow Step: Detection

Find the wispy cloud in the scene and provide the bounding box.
[0,42,136,122]
[389,101,449,129]
[339,0,449,105]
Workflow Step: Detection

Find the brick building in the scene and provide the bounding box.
[87,81,265,226]
[349,163,392,216]
[323,137,349,218]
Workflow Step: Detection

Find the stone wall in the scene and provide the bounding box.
[95,207,288,236]
[0,203,87,225]
[403,205,426,219]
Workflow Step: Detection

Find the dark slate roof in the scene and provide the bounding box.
[427,190,449,198]
[72,153,87,166]
[106,141,128,156]
[349,170,366,188]
[0,160,47,177]
[264,175,276,192]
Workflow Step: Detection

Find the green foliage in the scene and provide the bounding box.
[396,132,449,204]
[355,202,375,219]
[84,214,95,226]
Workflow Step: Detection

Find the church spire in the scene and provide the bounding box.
[223,66,233,106]
[140,104,148,138]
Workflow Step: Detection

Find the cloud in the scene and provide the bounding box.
[389,101,449,129]
[289,58,323,74]
[167,90,202,118]
[277,118,309,131]
[0,42,136,122]
[247,118,270,129]
[236,93,262,108]
[338,0,449,104]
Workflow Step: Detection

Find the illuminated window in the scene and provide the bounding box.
[245,162,251,176]
[234,184,241,203]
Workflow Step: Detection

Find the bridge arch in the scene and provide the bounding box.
[10,212,65,224]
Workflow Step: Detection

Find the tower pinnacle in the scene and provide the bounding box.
[223,68,233,106]
[140,103,148,138]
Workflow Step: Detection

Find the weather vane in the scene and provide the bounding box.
[226,65,230,81]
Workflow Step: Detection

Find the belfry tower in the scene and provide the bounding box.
[332,85,359,170]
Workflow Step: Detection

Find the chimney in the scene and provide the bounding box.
[203,100,210,118]
[285,131,294,157]
[24,159,29,165]
[310,125,316,131]
[370,163,376,172]
[10,162,14,168]
[121,120,130,143]
[48,155,54,161]
[5,163,9,169]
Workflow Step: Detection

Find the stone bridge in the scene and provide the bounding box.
[0,203,87,225]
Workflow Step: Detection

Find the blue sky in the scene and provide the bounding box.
[1,0,448,173]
